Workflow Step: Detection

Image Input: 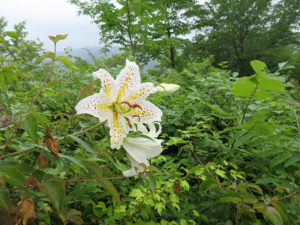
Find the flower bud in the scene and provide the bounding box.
[156,83,180,93]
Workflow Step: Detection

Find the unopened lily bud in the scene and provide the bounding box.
[156,83,180,93]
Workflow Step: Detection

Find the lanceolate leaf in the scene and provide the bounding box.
[0,167,25,186]
[0,185,11,213]
[5,31,19,39]
[199,178,218,193]
[69,135,99,154]
[85,162,120,205]
[42,175,65,213]
[246,183,263,195]
[33,51,55,65]
[254,205,283,225]
[58,154,87,171]
[66,209,83,225]
[293,195,300,203]
[56,56,79,70]
[23,113,38,143]
[270,200,289,224]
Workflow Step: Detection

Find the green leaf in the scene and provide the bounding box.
[69,135,99,154]
[97,178,121,205]
[284,156,300,168]
[23,113,38,143]
[275,186,290,194]
[270,200,289,224]
[0,167,25,186]
[278,62,288,69]
[252,110,268,122]
[250,60,266,74]
[58,154,87,171]
[129,189,143,199]
[232,77,256,97]
[218,196,241,203]
[2,68,18,82]
[33,51,55,65]
[215,169,228,179]
[258,76,285,92]
[270,154,291,168]
[246,183,263,195]
[154,202,165,215]
[66,209,83,225]
[199,178,218,193]
[56,56,79,70]
[85,162,120,205]
[293,195,300,203]
[0,185,11,213]
[0,73,8,89]
[49,34,68,43]
[239,205,256,221]
[5,31,19,39]
[218,190,242,203]
[42,175,65,212]
[254,205,283,225]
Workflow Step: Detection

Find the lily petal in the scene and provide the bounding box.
[115,59,141,102]
[125,82,157,102]
[93,69,117,100]
[147,123,162,138]
[108,111,128,149]
[128,100,162,124]
[123,137,162,163]
[136,123,162,138]
[123,154,145,177]
[122,136,162,176]
[75,91,112,122]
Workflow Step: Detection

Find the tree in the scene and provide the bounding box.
[69,0,153,65]
[0,17,42,68]
[69,0,196,69]
[142,0,195,69]
[188,0,300,76]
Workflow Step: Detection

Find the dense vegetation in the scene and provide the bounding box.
[0,0,299,224]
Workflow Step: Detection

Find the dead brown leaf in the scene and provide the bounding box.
[174,182,181,194]
[44,125,59,158]
[24,177,42,192]
[38,155,48,168]
[16,198,36,225]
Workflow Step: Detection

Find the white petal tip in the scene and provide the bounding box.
[123,168,137,177]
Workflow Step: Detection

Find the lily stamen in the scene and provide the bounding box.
[125,117,133,128]
[132,115,141,121]
[121,101,132,107]
[132,104,143,110]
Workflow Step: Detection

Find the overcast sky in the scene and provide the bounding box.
[0,0,100,51]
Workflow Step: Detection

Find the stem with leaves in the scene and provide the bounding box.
[0,43,57,156]
[0,123,102,160]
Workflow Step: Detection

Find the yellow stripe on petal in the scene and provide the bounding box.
[95,104,111,110]
[116,66,132,102]
[109,113,126,149]
[93,69,115,99]
[128,108,155,117]
[102,75,112,97]
[126,86,153,102]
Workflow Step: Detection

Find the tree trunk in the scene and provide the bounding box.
[125,0,139,65]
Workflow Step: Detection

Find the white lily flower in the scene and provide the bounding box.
[122,123,163,177]
[156,83,180,93]
[75,60,162,149]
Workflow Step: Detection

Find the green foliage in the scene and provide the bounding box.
[187,0,300,76]
[0,14,299,225]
